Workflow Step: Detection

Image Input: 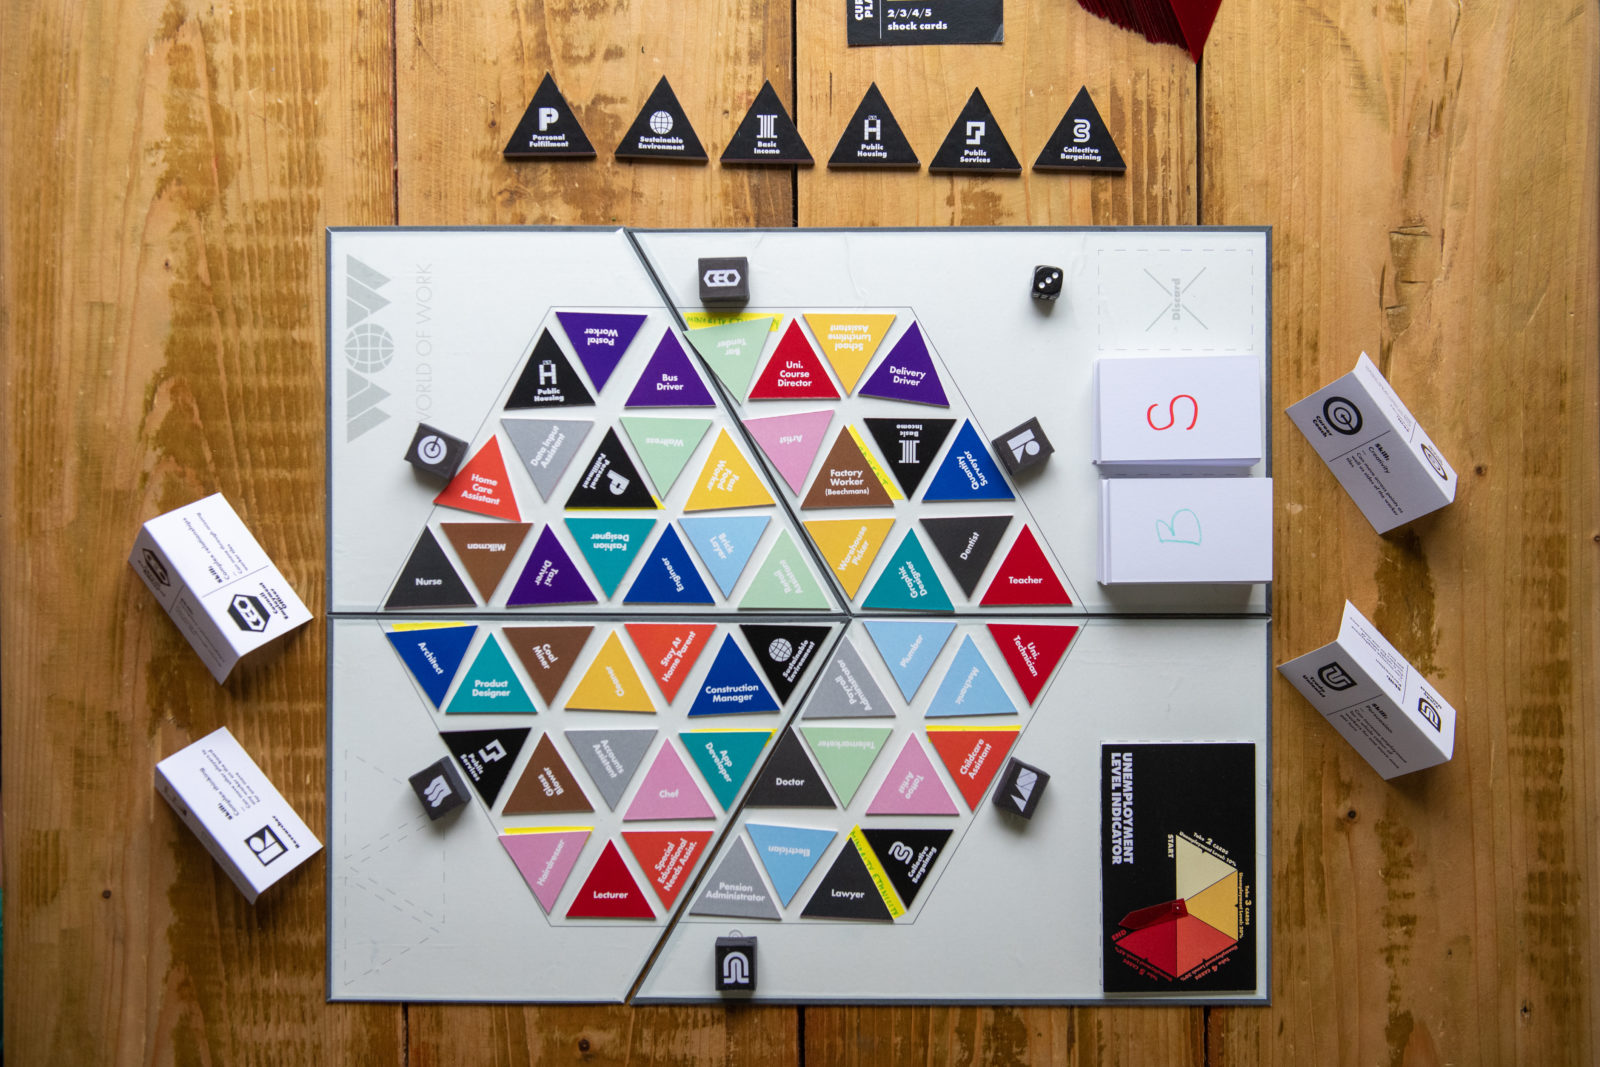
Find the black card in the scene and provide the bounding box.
[506,330,595,409]
[1101,743,1256,993]
[846,0,1004,47]
[564,427,657,509]
[739,624,830,702]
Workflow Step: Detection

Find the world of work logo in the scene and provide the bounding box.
[344,256,395,441]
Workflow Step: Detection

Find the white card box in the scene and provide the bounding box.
[1278,601,1457,779]
[1098,477,1273,584]
[155,727,322,902]
[1285,352,1457,533]
[1092,355,1263,469]
[129,493,313,682]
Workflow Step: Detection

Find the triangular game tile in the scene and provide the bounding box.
[625,330,715,407]
[799,838,897,920]
[501,828,591,914]
[743,409,834,494]
[688,634,780,716]
[385,528,477,609]
[803,314,896,393]
[683,428,775,511]
[921,420,1014,501]
[828,83,919,169]
[802,429,895,509]
[804,636,896,719]
[800,725,892,806]
[445,632,539,713]
[387,624,477,707]
[505,329,594,409]
[738,530,831,610]
[506,526,598,606]
[925,725,1019,808]
[804,517,895,600]
[923,635,1015,718]
[623,829,714,909]
[564,728,657,810]
[746,823,837,907]
[689,837,782,920]
[722,80,813,166]
[501,417,593,502]
[862,528,954,612]
[739,623,830,703]
[682,729,774,809]
[624,524,716,605]
[744,728,836,807]
[624,622,714,702]
[503,625,592,704]
[986,623,1079,705]
[565,517,656,598]
[929,88,1021,174]
[679,514,770,597]
[749,320,842,401]
[857,324,949,407]
[503,73,596,159]
[615,76,707,163]
[503,734,594,814]
[865,417,955,498]
[565,631,656,712]
[686,317,773,400]
[866,735,958,815]
[623,742,715,820]
[441,522,531,602]
[434,437,521,520]
[864,619,955,701]
[555,311,647,393]
[980,525,1072,606]
[442,726,531,808]
[1034,86,1125,174]
[920,514,1012,598]
[861,827,952,909]
[619,416,711,497]
[565,840,655,919]
[564,426,658,509]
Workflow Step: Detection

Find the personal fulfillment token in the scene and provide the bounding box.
[503,73,596,159]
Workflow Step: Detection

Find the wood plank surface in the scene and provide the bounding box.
[3,0,1597,1063]
[1202,1,1600,1064]
[0,0,401,1063]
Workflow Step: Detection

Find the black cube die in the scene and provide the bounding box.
[992,417,1054,476]
[1031,264,1063,301]
[992,757,1049,820]
[409,757,470,820]
[699,257,750,305]
[404,423,468,481]
[714,935,757,992]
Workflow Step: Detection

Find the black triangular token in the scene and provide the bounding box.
[920,515,1013,598]
[442,727,531,808]
[506,329,595,409]
[745,728,836,808]
[739,624,830,702]
[929,88,1020,174]
[563,426,658,509]
[864,417,956,498]
[828,83,919,169]
[1034,86,1125,174]
[615,76,707,163]
[861,828,952,909]
[385,528,478,609]
[800,840,894,921]
[503,73,596,160]
[722,80,813,166]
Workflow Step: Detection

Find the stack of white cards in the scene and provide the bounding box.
[1094,355,1271,585]
[1092,354,1263,470]
[1098,477,1273,584]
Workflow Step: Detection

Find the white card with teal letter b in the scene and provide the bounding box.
[1099,477,1273,585]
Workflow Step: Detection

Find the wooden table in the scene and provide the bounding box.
[3,0,1595,1062]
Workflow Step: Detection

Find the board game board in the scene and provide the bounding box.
[326,226,1271,1004]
